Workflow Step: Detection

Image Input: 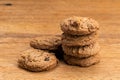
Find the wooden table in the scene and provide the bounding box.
[0,0,120,80]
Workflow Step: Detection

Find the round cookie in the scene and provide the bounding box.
[64,54,100,67]
[62,42,100,58]
[30,35,61,50]
[60,16,99,35]
[62,32,97,46]
[18,49,58,72]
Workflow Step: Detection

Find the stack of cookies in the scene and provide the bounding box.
[60,16,100,67]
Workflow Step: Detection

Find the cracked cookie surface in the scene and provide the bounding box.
[62,32,97,46]
[62,42,100,58]
[18,49,58,72]
[60,16,99,35]
[64,54,100,67]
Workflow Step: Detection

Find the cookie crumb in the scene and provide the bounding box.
[3,3,13,6]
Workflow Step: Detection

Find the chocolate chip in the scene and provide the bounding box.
[44,57,50,61]
[72,21,79,27]
[69,20,79,27]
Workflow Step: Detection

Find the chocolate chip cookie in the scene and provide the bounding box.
[62,42,100,58]
[30,35,61,50]
[62,32,97,46]
[18,49,58,72]
[64,54,100,67]
[60,16,99,35]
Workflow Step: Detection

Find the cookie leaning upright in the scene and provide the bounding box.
[30,35,64,60]
[60,16,99,35]
[60,16,100,67]
[30,35,61,51]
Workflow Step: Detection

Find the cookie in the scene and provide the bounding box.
[60,16,99,35]
[30,35,61,50]
[18,49,58,72]
[64,54,100,67]
[62,32,97,46]
[62,42,100,58]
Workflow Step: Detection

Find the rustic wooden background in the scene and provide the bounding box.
[0,0,120,80]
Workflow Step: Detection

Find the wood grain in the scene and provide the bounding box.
[0,0,120,80]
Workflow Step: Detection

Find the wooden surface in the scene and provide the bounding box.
[0,0,120,80]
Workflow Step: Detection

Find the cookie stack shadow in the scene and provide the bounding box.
[60,16,100,67]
